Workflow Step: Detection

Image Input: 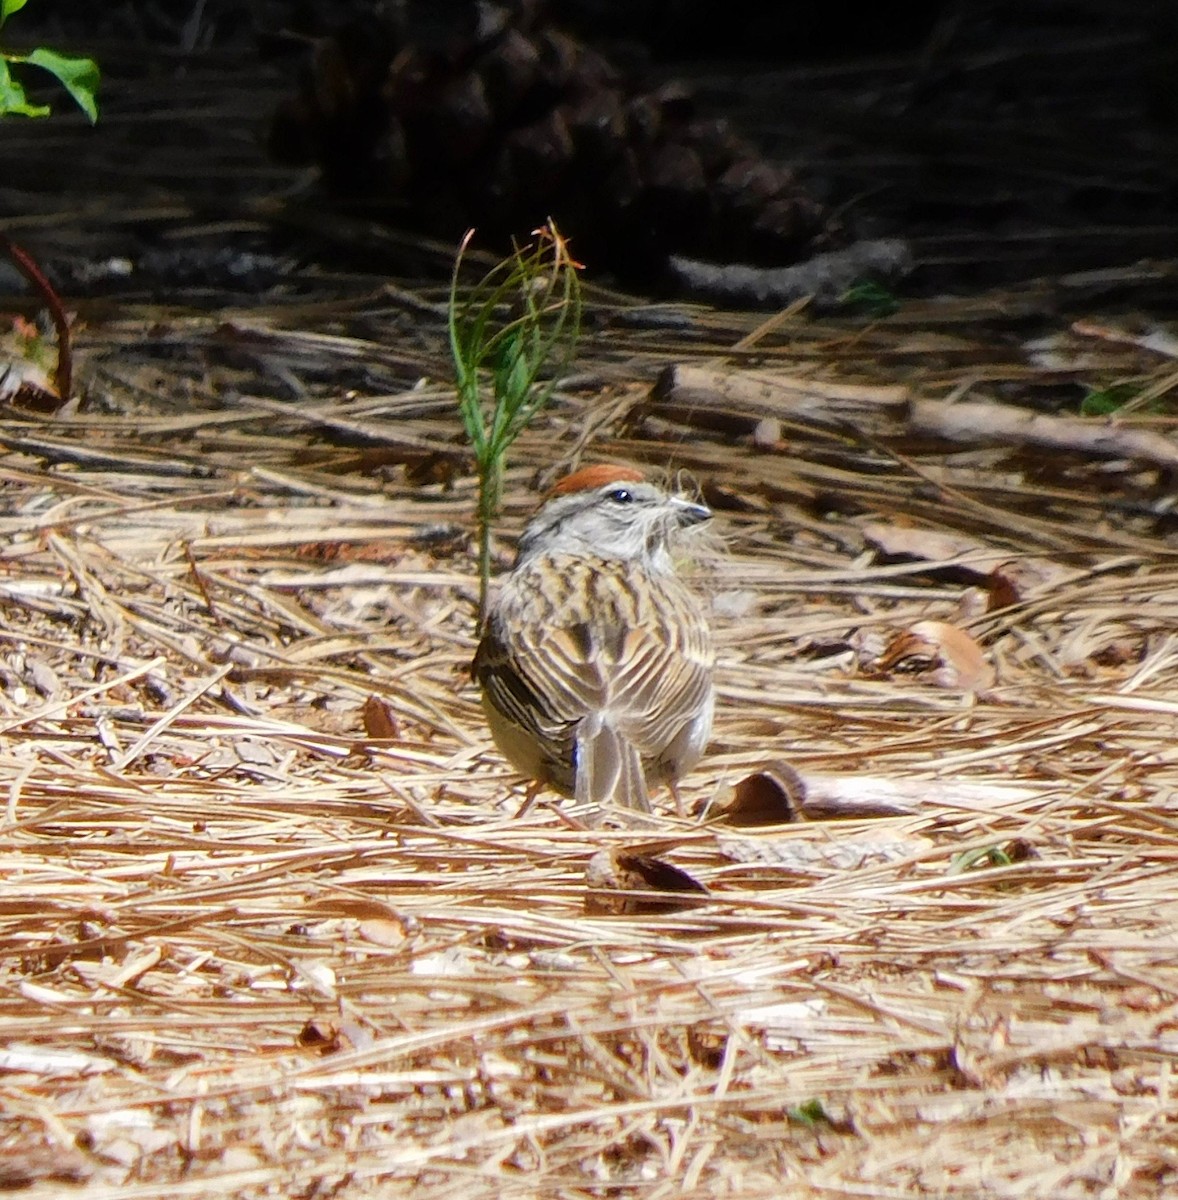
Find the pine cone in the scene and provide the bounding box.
[269,3,840,286]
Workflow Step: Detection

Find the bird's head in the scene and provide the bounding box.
[517,466,712,571]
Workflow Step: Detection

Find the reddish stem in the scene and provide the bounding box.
[0,231,72,404]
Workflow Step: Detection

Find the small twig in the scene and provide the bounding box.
[111,663,234,771]
[184,541,221,623]
[0,433,215,476]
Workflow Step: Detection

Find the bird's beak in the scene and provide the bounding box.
[672,497,712,526]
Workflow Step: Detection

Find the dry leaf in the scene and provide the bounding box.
[863,525,1073,607]
[876,619,995,691]
[26,656,61,698]
[788,772,1040,818]
[1005,837,1040,863]
[363,693,402,740]
[410,946,482,978]
[987,558,1074,609]
[234,738,282,767]
[987,570,1021,612]
[862,521,1003,578]
[289,961,337,998]
[70,945,163,990]
[686,1023,728,1068]
[584,849,708,915]
[710,761,805,826]
[296,1019,343,1054]
[358,917,410,948]
[741,998,828,1048]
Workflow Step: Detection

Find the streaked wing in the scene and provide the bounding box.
[472,622,578,791]
[483,554,713,761]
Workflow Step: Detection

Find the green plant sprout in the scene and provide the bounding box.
[0,0,99,404]
[450,220,583,622]
[1080,382,1139,417]
[787,1098,834,1126]
[1077,380,1176,417]
[948,844,1014,874]
[0,0,99,123]
[840,278,898,318]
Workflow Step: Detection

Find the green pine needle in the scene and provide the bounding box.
[449,221,583,623]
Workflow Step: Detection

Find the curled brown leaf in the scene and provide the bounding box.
[877,619,995,692]
[584,849,708,915]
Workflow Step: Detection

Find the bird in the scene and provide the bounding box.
[472,465,715,818]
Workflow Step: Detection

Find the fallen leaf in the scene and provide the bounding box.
[861,522,1004,578]
[234,738,282,767]
[289,961,336,998]
[686,1024,728,1068]
[296,1019,342,1054]
[987,558,1075,609]
[363,693,402,740]
[1004,837,1040,863]
[863,525,1074,607]
[26,656,61,698]
[781,772,1038,818]
[584,849,708,915]
[986,570,1021,612]
[70,945,163,990]
[876,620,995,691]
[0,1044,118,1075]
[358,917,410,948]
[710,762,805,826]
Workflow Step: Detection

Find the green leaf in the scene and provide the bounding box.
[1,0,30,27]
[1080,391,1121,417]
[0,56,49,118]
[1080,383,1140,417]
[25,47,100,123]
[787,1099,832,1126]
[949,844,1013,874]
[841,279,899,318]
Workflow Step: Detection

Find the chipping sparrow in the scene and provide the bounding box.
[473,465,715,816]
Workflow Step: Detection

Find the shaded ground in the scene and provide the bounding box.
[1,10,1177,1198]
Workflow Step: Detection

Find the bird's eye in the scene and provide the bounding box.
[605,487,634,504]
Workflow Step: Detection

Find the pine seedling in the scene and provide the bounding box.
[449,220,582,622]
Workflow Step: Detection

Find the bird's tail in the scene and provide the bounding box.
[576,725,652,814]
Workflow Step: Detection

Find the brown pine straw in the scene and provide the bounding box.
[1,59,1177,1195]
[1,276,1177,1198]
